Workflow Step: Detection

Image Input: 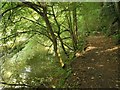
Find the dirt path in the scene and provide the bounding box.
[65,34,120,88]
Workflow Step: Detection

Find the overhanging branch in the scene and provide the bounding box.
[21,17,47,29]
[19,1,44,16]
[1,4,23,16]
[0,30,52,42]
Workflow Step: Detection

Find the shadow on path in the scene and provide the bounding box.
[65,34,120,88]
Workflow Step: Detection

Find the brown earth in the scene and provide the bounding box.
[65,33,120,88]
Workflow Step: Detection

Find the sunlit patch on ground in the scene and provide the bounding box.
[104,46,119,52]
[85,46,98,52]
[75,52,84,57]
[65,34,119,88]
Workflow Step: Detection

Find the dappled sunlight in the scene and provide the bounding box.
[0,87,3,90]
[100,46,119,53]
[6,72,12,77]
[0,2,120,89]
[95,64,104,68]
[104,46,119,52]
[76,45,102,57]
[85,46,98,52]
[75,52,83,57]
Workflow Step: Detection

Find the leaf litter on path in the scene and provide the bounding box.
[65,34,120,88]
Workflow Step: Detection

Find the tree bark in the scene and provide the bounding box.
[42,5,63,67]
[67,3,78,52]
[114,2,120,44]
[72,3,78,51]
[51,5,69,58]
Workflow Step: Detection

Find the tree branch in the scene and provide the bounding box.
[63,42,74,51]
[0,30,52,43]
[21,17,47,29]
[19,1,44,16]
[1,4,23,16]
[0,82,32,87]
[62,37,71,40]
[60,29,70,35]
[0,31,31,41]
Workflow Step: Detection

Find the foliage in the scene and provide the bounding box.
[0,2,119,88]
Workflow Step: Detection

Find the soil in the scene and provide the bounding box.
[65,33,120,88]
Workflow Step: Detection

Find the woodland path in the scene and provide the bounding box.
[65,33,120,88]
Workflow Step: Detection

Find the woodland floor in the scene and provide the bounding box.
[65,33,120,88]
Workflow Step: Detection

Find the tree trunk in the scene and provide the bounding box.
[42,5,64,67]
[51,5,69,58]
[67,3,78,52]
[72,3,78,51]
[58,35,69,58]
[114,2,120,44]
[67,9,76,52]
